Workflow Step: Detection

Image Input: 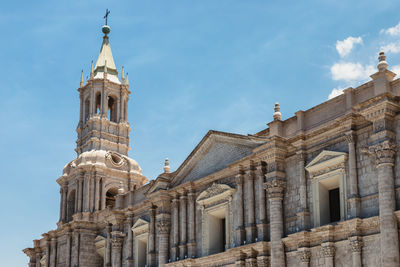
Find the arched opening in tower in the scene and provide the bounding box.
[67,189,76,222]
[84,98,90,121]
[107,96,117,122]
[95,93,101,114]
[106,187,118,208]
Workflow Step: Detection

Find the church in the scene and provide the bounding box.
[24,21,400,267]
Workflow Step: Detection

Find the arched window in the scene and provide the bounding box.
[95,93,101,114]
[66,190,76,222]
[108,96,117,122]
[106,188,118,208]
[84,98,90,121]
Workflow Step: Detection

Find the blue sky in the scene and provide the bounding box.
[2,0,400,265]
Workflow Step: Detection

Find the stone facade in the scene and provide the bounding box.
[24,24,400,267]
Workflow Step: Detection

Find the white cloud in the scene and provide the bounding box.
[381,22,400,36]
[381,42,400,54]
[330,62,375,82]
[391,65,400,75]
[336,36,363,57]
[328,88,345,99]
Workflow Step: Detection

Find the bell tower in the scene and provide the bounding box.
[76,24,131,156]
[55,22,147,225]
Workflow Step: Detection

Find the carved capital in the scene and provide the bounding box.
[349,237,363,253]
[345,132,356,144]
[298,249,311,263]
[265,178,286,199]
[157,220,171,234]
[321,243,335,258]
[235,173,244,185]
[368,140,396,166]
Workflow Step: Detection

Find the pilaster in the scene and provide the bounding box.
[345,131,361,218]
[245,167,256,243]
[321,242,335,267]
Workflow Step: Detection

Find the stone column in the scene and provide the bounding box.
[157,218,171,267]
[73,230,80,267]
[84,172,90,212]
[65,229,72,267]
[265,178,286,267]
[255,164,267,241]
[77,174,83,213]
[147,206,156,267]
[44,236,50,267]
[321,242,335,267]
[35,249,42,267]
[60,185,67,222]
[298,248,311,267]
[50,238,57,267]
[111,232,124,267]
[125,213,134,267]
[369,141,399,266]
[346,133,361,218]
[245,168,256,243]
[349,236,363,267]
[104,225,112,267]
[95,176,101,211]
[171,194,179,261]
[90,174,95,212]
[296,151,310,230]
[187,190,197,258]
[235,172,245,246]
[179,193,187,259]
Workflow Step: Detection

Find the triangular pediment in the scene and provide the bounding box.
[196,183,235,206]
[171,131,265,186]
[146,177,169,195]
[132,218,149,234]
[305,150,347,175]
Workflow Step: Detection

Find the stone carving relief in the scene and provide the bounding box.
[105,152,127,168]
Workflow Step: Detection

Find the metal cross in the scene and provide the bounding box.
[104,9,110,25]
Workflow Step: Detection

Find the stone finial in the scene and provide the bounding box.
[90,60,94,79]
[126,72,129,86]
[377,51,388,72]
[164,158,171,173]
[118,181,125,194]
[121,66,125,83]
[273,102,282,121]
[80,70,84,87]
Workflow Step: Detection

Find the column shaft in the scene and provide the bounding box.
[245,169,255,243]
[73,231,79,267]
[77,176,83,212]
[50,238,57,267]
[84,173,90,212]
[157,219,170,267]
[147,207,156,267]
[235,174,244,246]
[256,166,266,241]
[95,177,101,211]
[377,164,399,266]
[347,134,360,218]
[125,215,134,266]
[179,194,187,259]
[104,226,111,267]
[172,196,179,261]
[66,232,71,267]
[187,191,196,258]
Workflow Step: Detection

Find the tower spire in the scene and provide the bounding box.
[121,66,125,84]
[80,70,84,87]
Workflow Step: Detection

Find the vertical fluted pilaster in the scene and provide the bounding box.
[157,218,171,267]
[147,206,156,267]
[368,141,399,266]
[296,151,310,231]
[346,132,360,218]
[65,229,72,267]
[83,172,90,212]
[60,184,68,222]
[349,236,363,267]
[111,232,124,267]
[265,178,286,267]
[95,176,101,211]
[125,213,134,267]
[73,230,79,267]
[50,238,57,267]
[298,248,311,267]
[77,174,83,213]
[235,172,245,246]
[321,242,335,267]
[245,168,256,243]
[187,190,196,258]
[104,225,111,267]
[179,193,187,259]
[171,194,179,261]
[255,164,266,241]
